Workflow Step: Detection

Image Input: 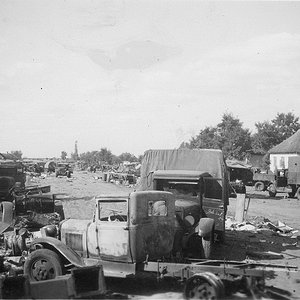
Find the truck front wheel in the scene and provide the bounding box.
[24,249,64,281]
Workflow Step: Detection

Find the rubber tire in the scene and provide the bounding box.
[254,181,265,191]
[268,184,276,197]
[296,187,300,200]
[184,272,224,300]
[24,249,63,281]
[202,232,214,259]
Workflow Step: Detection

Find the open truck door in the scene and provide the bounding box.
[202,174,228,241]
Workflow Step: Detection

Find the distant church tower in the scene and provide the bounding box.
[74,141,79,161]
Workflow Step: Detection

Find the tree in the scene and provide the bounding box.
[79,148,116,166]
[251,112,300,154]
[61,151,67,160]
[137,154,144,163]
[189,127,220,150]
[9,150,23,160]
[187,113,251,160]
[217,113,251,160]
[118,152,138,162]
[179,142,190,149]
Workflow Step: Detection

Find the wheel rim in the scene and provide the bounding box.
[256,182,264,191]
[31,258,57,281]
[185,275,218,299]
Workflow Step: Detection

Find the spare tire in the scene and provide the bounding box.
[254,181,265,191]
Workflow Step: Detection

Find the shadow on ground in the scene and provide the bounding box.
[212,229,299,261]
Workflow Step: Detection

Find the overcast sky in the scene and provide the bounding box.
[1,0,300,158]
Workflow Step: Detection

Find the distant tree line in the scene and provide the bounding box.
[180,112,300,165]
[8,112,300,169]
[78,148,142,167]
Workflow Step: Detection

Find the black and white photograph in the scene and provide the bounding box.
[0,0,299,299]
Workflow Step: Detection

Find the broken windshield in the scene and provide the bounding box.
[98,200,127,222]
[156,180,200,200]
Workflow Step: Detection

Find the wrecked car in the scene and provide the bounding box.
[55,163,72,178]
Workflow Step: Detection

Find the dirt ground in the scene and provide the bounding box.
[32,170,300,299]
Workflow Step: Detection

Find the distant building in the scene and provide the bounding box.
[268,129,300,172]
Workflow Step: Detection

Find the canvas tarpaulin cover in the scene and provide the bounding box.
[138,149,227,191]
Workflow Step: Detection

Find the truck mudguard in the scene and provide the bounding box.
[30,236,85,268]
[198,218,215,238]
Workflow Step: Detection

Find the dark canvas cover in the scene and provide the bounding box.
[138,149,227,191]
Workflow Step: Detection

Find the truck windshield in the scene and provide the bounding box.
[98,200,127,222]
[156,180,200,200]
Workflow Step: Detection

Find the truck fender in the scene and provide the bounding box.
[29,236,85,268]
[198,218,215,238]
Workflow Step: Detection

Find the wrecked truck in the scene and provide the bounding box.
[137,149,230,250]
[23,191,298,299]
[0,161,26,202]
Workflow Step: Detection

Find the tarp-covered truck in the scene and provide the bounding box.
[137,149,230,253]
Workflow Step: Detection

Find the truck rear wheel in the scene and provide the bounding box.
[254,181,264,191]
[184,272,224,299]
[24,249,64,281]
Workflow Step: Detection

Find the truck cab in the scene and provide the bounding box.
[60,191,175,264]
[152,170,225,254]
[24,191,177,281]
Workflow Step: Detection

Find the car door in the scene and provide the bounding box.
[92,199,132,262]
[202,177,226,233]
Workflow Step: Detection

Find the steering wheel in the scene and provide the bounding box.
[107,209,126,222]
